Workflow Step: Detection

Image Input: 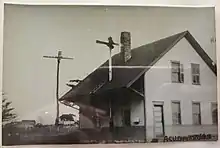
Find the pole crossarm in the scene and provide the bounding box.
[43,56,73,60]
[96,36,119,50]
[96,40,109,46]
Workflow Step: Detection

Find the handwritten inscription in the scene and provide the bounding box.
[164,134,212,142]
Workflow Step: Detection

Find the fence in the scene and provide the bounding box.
[2,125,145,145]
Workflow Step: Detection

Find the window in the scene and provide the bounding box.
[211,103,218,125]
[93,115,101,128]
[192,102,201,125]
[171,61,184,83]
[121,107,131,126]
[191,63,200,85]
[171,101,181,125]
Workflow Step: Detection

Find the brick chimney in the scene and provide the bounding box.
[120,31,131,62]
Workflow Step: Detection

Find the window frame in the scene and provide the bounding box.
[171,101,182,125]
[121,106,131,126]
[171,61,184,83]
[191,63,200,85]
[211,102,218,125]
[192,102,201,125]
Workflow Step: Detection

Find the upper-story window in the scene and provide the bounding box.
[191,63,200,85]
[171,61,184,83]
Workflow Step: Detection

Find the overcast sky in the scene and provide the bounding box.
[2,5,216,121]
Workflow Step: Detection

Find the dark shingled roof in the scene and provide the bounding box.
[60,30,217,102]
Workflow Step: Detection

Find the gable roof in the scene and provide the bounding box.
[60,30,217,102]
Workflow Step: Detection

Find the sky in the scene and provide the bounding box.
[2,4,216,124]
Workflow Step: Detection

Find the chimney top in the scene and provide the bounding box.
[120,32,131,63]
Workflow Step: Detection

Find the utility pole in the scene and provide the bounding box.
[96,37,119,81]
[96,37,119,135]
[43,50,73,126]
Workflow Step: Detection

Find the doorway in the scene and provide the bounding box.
[122,108,131,126]
[153,103,165,137]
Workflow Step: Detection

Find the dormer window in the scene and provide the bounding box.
[171,61,184,83]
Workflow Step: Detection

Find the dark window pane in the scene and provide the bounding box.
[172,73,179,82]
[180,73,184,83]
[196,75,200,84]
[212,103,218,124]
[122,108,131,126]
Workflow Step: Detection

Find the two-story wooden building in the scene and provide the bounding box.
[60,31,217,142]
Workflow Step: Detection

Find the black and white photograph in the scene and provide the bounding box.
[1,4,218,145]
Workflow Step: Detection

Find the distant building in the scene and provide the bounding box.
[60,31,217,141]
[20,120,36,128]
[4,120,36,129]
